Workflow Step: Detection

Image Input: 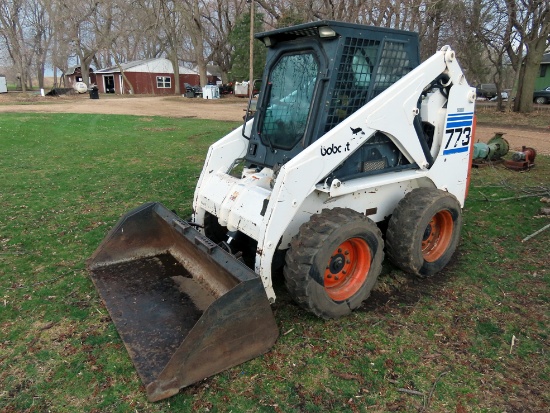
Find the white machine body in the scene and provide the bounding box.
[193,46,476,302]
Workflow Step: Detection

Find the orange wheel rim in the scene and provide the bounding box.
[324,238,371,301]
[422,210,453,262]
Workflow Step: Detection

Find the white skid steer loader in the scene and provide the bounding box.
[88,20,476,401]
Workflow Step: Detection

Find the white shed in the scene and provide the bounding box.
[0,75,7,93]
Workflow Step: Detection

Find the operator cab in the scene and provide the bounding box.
[244,20,420,178]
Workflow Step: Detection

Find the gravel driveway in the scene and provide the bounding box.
[1,93,548,154]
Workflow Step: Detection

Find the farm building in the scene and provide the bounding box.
[65,66,96,87]
[94,58,207,95]
[535,52,550,90]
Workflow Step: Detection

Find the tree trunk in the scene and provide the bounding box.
[171,54,181,95]
[27,68,33,89]
[80,59,90,85]
[505,0,550,113]
[114,56,134,94]
[37,61,45,89]
[187,0,207,86]
[514,40,547,113]
[220,71,228,84]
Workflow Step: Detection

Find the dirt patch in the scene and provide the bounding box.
[0,93,249,122]
[1,92,548,154]
[475,125,550,156]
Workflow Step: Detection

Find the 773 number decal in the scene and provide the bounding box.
[443,127,471,155]
[442,112,474,155]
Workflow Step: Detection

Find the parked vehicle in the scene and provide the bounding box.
[533,86,550,104]
[184,82,202,96]
[476,83,497,99]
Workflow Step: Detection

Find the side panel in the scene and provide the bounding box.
[424,49,477,206]
[193,121,252,225]
[278,175,433,248]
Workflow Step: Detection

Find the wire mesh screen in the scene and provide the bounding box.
[324,38,412,133]
[371,41,411,99]
[362,159,388,172]
[325,38,379,133]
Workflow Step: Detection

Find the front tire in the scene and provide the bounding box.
[386,188,463,277]
[534,96,547,104]
[284,208,384,319]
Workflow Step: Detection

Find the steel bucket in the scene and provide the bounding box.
[87,202,278,401]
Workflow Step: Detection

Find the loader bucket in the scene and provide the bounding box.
[87,202,279,402]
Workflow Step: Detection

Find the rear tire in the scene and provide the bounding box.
[534,96,547,104]
[284,208,384,319]
[386,188,462,277]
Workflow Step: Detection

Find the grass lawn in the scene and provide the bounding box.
[0,112,548,412]
[475,103,550,128]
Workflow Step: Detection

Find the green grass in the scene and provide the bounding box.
[476,103,550,128]
[1,112,549,412]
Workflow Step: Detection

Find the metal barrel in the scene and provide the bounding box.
[87,203,279,402]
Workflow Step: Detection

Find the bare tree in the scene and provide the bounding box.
[506,0,550,112]
[110,1,163,63]
[202,0,245,83]
[447,1,490,86]
[0,0,32,91]
[180,0,208,87]
[4,0,542,105]
[56,0,117,86]
[463,1,514,111]
[27,0,55,89]
[154,0,184,94]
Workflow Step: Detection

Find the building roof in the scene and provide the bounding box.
[206,64,222,77]
[66,66,80,75]
[191,65,216,77]
[66,66,95,75]
[95,58,198,75]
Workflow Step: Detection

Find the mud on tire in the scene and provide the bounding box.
[386,188,463,277]
[284,208,384,319]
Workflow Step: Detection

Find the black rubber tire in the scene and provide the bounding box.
[386,188,462,277]
[284,208,384,319]
[534,96,547,105]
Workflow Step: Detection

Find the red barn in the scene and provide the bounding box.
[65,66,96,87]
[94,58,200,95]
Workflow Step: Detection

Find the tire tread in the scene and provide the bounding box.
[386,188,462,276]
[284,208,384,319]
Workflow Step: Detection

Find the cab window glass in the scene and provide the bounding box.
[260,53,318,150]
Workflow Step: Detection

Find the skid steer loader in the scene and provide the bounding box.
[88,20,476,401]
